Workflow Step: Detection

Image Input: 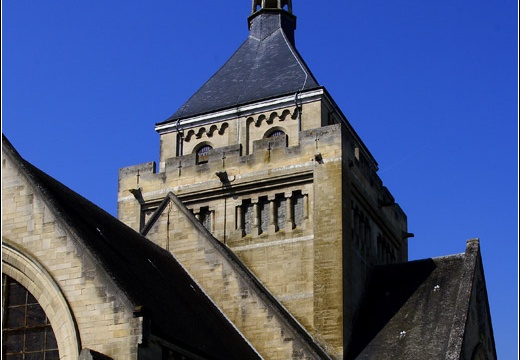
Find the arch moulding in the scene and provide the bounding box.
[2,240,81,360]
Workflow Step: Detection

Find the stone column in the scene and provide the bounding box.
[268,195,277,234]
[303,192,309,219]
[236,205,243,232]
[301,192,309,230]
[234,204,246,238]
[285,191,294,232]
[208,207,215,233]
[252,198,260,236]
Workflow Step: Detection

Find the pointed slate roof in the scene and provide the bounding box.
[2,135,261,360]
[161,9,320,123]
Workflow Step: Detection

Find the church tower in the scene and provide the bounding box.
[118,2,409,358]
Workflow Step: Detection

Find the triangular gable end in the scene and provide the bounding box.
[2,135,263,360]
[139,191,333,359]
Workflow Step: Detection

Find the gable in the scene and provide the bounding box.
[2,137,141,358]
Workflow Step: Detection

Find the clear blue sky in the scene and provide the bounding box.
[2,1,518,357]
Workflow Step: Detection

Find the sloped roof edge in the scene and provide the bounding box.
[1,135,136,307]
[445,240,481,358]
[445,239,497,359]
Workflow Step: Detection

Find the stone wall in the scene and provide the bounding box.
[142,192,331,359]
[2,148,142,360]
[118,93,409,358]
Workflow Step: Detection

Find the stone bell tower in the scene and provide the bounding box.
[118,2,409,358]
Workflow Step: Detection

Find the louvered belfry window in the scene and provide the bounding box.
[2,275,59,360]
[268,130,285,138]
[196,145,212,164]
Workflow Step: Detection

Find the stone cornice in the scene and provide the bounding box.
[155,88,326,134]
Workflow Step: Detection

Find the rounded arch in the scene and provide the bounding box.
[185,123,229,142]
[2,240,81,360]
[193,142,214,164]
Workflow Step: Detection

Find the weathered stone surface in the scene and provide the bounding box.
[3,139,141,360]
[119,90,409,358]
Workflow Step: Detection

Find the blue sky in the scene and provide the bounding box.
[2,1,518,357]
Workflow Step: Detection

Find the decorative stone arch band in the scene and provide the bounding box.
[2,240,81,360]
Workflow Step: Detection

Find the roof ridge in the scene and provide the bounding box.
[234,35,263,108]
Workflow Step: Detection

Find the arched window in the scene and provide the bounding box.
[267,129,285,138]
[2,275,59,359]
[196,144,213,164]
[264,128,288,147]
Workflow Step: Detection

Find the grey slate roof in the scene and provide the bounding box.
[346,242,492,360]
[2,135,261,360]
[161,11,320,123]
